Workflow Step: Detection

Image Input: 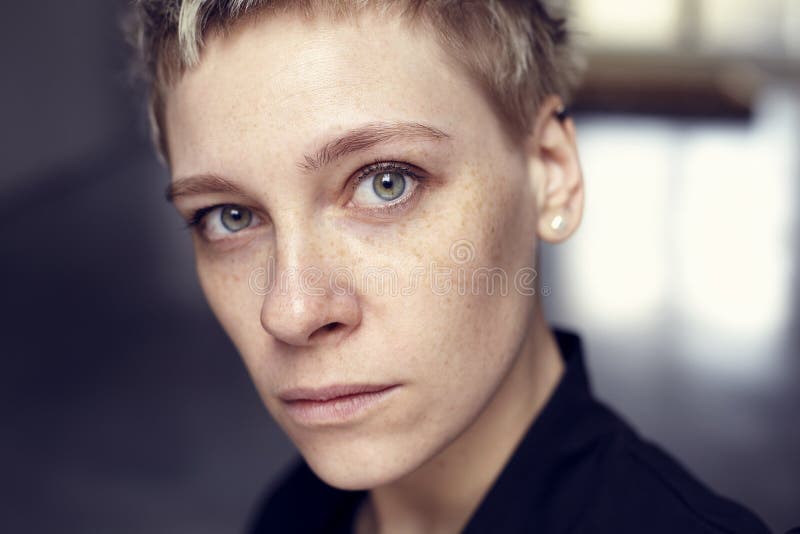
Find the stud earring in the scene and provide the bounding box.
[550,212,568,233]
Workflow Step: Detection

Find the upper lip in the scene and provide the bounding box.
[279,383,398,402]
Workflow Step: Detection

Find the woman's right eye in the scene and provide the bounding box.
[190,204,262,241]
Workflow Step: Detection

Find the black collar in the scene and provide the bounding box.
[462,328,616,532]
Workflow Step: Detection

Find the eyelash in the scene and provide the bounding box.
[354,159,421,183]
[186,205,224,229]
[185,159,426,230]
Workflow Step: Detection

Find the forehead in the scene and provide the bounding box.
[162,9,505,178]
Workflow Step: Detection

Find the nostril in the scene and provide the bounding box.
[309,322,344,342]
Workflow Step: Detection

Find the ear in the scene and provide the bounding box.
[525,95,584,244]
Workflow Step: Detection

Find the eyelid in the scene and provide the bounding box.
[352,160,421,184]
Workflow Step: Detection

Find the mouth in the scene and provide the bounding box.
[279,383,400,426]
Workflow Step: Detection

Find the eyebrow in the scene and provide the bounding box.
[298,121,450,173]
[166,173,244,203]
[166,121,450,202]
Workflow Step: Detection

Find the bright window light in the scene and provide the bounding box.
[572,0,682,49]
[698,0,785,54]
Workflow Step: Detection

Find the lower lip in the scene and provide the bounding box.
[282,386,400,426]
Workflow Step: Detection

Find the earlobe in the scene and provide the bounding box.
[527,96,585,244]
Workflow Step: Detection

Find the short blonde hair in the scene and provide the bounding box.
[127,0,582,162]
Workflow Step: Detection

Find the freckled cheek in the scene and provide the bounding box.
[392,295,511,432]
[411,253,528,387]
[470,186,533,271]
[393,282,507,363]
[194,253,263,334]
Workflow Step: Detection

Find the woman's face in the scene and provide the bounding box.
[164,10,545,489]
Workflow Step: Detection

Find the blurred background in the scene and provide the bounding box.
[1,0,797,532]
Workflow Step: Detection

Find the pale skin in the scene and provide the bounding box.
[164,8,584,534]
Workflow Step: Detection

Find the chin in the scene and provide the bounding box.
[298,434,428,491]
[305,454,411,491]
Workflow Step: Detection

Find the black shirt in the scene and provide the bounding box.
[248,328,771,533]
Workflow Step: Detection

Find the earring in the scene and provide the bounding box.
[550,212,568,233]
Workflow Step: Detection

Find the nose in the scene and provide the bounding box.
[259,230,361,347]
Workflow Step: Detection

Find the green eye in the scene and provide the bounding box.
[372,172,406,201]
[220,205,252,232]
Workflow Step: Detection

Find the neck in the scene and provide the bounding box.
[355,304,565,534]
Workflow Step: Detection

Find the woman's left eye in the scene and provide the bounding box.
[351,163,421,209]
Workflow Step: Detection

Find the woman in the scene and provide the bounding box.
[127,1,770,532]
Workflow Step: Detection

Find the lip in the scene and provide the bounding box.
[280,383,400,426]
